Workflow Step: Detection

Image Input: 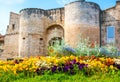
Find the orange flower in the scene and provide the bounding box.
[91,55,96,59]
[105,58,115,66]
[80,56,85,60]
[90,43,95,48]
[49,48,54,53]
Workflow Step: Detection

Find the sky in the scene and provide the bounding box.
[0,0,116,35]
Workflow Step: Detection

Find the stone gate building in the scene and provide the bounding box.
[2,0,120,58]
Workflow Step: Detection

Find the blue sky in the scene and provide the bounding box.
[0,0,116,35]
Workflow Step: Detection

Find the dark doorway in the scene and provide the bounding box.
[49,37,62,46]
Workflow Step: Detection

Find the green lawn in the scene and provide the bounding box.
[13,73,120,82]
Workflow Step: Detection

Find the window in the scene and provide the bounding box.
[39,38,43,45]
[12,24,15,30]
[23,37,25,40]
[40,38,43,40]
[107,26,115,43]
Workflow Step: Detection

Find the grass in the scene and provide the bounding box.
[10,72,120,82]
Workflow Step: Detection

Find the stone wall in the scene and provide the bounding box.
[102,1,120,51]
[65,1,100,47]
[3,34,19,57]
[19,8,45,57]
[3,12,20,58]
[46,8,64,25]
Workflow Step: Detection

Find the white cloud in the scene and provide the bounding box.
[0,0,25,5]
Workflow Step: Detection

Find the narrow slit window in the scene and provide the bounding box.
[107,26,115,43]
[12,24,15,30]
[23,37,25,40]
[40,38,43,40]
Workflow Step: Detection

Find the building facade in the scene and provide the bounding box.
[2,0,120,58]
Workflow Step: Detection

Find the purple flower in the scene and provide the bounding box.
[85,64,88,67]
[70,59,76,64]
[76,62,80,65]
[78,65,83,70]
[35,68,45,75]
[115,65,120,69]
[51,66,57,72]
[81,63,85,66]
[78,63,85,70]
[63,66,69,72]
[69,64,74,70]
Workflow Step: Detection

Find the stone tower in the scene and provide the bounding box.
[3,12,20,58]
[19,8,64,57]
[19,9,46,57]
[65,0,100,47]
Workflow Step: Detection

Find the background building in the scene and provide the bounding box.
[0,34,4,54]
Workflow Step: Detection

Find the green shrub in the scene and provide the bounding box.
[99,44,118,57]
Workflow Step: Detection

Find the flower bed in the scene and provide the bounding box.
[0,55,120,76]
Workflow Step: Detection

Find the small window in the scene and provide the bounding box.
[40,38,43,40]
[12,24,15,30]
[23,37,25,40]
[107,26,115,43]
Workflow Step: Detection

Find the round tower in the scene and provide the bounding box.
[19,8,46,57]
[116,0,120,8]
[64,0,101,47]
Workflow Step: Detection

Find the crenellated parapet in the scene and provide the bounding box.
[46,8,64,21]
[19,7,64,22]
[20,8,45,15]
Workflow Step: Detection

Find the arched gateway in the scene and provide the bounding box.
[46,25,64,46]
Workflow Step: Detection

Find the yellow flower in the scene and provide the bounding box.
[13,70,17,75]
[70,55,76,60]
[3,66,8,72]
[110,65,114,70]
[101,64,105,68]
[99,58,105,62]
[101,68,104,71]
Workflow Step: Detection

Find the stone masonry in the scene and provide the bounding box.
[1,0,120,58]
